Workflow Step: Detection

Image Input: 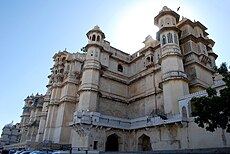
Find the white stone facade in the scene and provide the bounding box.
[17,6,230,152]
[0,123,20,148]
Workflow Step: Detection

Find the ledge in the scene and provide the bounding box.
[70,111,182,130]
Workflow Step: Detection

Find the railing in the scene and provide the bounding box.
[178,90,207,100]
[72,111,181,130]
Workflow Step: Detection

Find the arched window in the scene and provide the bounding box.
[97,35,100,41]
[146,57,151,63]
[138,134,152,151]
[117,64,123,72]
[167,32,173,43]
[60,69,64,73]
[92,34,96,41]
[174,33,178,44]
[162,35,166,46]
[105,134,120,151]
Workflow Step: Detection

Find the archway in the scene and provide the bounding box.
[138,134,152,151]
[105,134,119,151]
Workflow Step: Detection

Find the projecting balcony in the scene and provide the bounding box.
[70,111,182,131]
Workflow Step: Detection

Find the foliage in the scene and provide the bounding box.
[81,47,87,54]
[192,63,230,133]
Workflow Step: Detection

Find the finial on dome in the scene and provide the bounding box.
[143,35,154,43]
[160,6,172,12]
[93,25,101,31]
[143,35,158,47]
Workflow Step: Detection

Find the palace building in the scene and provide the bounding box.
[5,6,230,152]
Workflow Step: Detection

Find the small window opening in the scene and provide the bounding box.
[174,33,178,44]
[118,64,123,72]
[162,35,166,45]
[167,32,173,43]
[147,57,151,63]
[92,35,96,41]
[93,141,98,150]
[97,35,100,41]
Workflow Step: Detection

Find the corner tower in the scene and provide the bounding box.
[78,26,105,111]
[154,6,189,115]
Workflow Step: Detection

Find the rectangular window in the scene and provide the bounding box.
[93,141,98,150]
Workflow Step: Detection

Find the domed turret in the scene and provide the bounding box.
[4,121,14,128]
[86,25,105,43]
[77,26,104,112]
[154,6,180,28]
[155,6,189,115]
[154,6,180,47]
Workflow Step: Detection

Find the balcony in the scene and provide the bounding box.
[70,111,182,131]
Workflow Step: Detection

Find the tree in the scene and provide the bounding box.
[81,47,87,54]
[192,63,230,133]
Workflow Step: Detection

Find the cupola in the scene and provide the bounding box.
[154,6,180,28]
[86,25,105,42]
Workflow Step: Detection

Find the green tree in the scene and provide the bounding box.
[192,63,230,133]
[81,47,87,54]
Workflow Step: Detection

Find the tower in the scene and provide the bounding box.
[78,25,105,111]
[20,96,32,142]
[154,6,189,115]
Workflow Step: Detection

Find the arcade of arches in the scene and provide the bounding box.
[105,133,152,152]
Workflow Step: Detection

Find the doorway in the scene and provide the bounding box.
[138,134,152,151]
[105,133,119,151]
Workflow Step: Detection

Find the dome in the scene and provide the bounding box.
[86,25,105,40]
[160,6,172,12]
[4,121,14,128]
[154,6,180,26]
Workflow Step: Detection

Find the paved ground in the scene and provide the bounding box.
[100,147,230,154]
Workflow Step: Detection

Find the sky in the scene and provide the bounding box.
[0,0,229,135]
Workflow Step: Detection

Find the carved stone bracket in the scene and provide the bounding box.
[73,124,91,137]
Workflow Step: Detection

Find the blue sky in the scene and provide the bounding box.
[0,0,229,134]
